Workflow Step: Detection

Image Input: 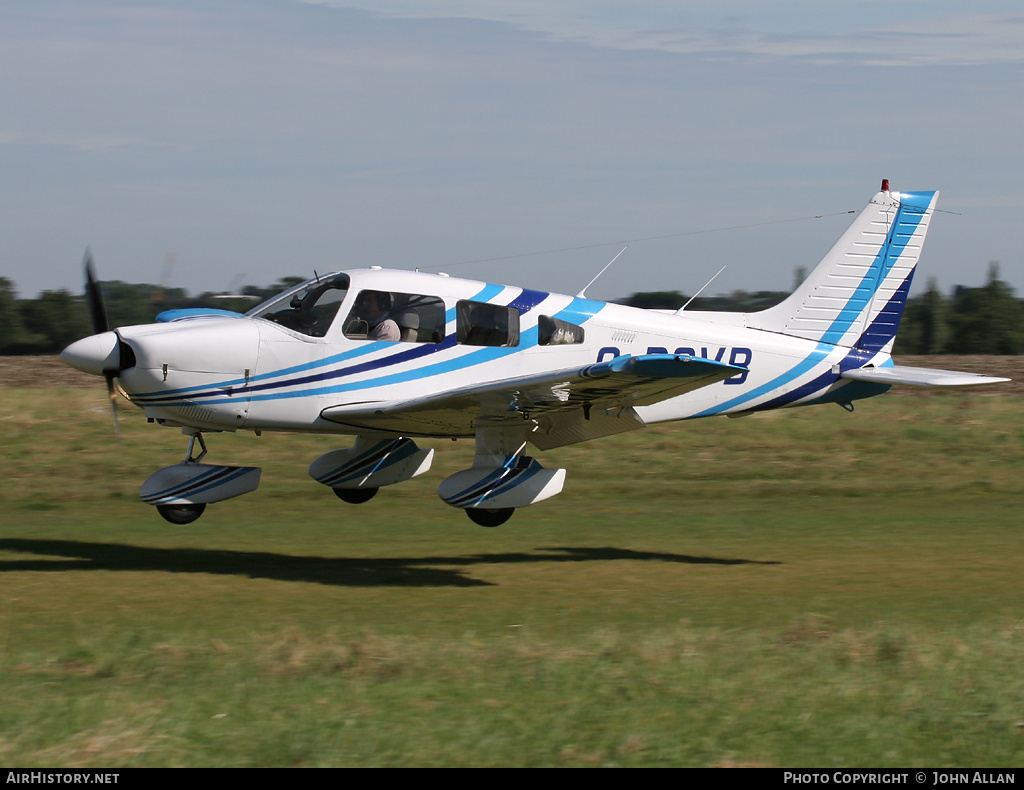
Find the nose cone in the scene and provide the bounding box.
[61,331,120,376]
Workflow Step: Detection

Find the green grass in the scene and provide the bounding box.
[1,388,1022,766]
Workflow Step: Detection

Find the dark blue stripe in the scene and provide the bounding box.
[509,288,549,314]
[445,458,541,507]
[144,466,252,504]
[142,465,236,501]
[320,439,418,486]
[857,266,917,352]
[747,269,916,411]
[448,467,539,508]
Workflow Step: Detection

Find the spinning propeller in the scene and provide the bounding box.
[83,250,108,335]
[87,252,120,432]
[62,250,135,432]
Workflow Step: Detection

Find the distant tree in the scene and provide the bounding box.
[0,274,321,355]
[17,289,91,352]
[894,278,949,355]
[2,267,1022,356]
[944,262,1024,354]
[0,277,27,353]
[99,281,170,327]
[745,290,790,311]
[617,290,688,310]
[195,292,262,314]
[618,288,788,313]
[242,284,281,301]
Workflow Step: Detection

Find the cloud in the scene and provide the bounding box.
[0,133,145,152]
[313,1,1024,66]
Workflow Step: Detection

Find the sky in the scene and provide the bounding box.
[2,0,1023,303]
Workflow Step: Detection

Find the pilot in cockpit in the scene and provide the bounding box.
[353,291,400,342]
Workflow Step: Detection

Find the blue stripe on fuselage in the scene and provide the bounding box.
[135,288,606,407]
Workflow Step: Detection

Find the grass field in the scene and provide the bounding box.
[1,385,1022,767]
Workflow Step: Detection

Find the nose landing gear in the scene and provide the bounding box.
[140,430,262,524]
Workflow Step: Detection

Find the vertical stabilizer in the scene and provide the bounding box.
[748,184,939,351]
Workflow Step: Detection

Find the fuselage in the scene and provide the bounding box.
[91,267,889,438]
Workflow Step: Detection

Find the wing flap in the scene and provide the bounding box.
[321,353,745,443]
[841,365,1010,387]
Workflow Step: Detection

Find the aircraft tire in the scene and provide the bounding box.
[332,487,379,504]
[156,503,207,524]
[465,507,515,527]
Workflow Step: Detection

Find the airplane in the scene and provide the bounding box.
[61,180,1008,527]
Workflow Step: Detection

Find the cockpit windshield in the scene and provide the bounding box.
[246,273,351,338]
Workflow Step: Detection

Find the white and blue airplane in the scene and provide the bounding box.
[62,181,1007,526]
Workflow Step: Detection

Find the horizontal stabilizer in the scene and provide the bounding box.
[840,365,1010,387]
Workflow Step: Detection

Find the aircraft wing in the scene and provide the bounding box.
[321,353,744,449]
[841,365,1010,387]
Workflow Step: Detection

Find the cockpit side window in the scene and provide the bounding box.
[247,273,350,338]
[456,300,520,347]
[343,290,446,344]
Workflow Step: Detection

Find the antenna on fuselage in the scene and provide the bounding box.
[676,265,726,314]
[576,247,627,299]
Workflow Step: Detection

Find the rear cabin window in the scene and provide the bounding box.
[538,315,584,346]
[456,300,520,347]
[343,290,446,343]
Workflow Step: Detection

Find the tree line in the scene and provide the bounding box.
[613,261,1024,355]
[1,265,1021,355]
[0,276,303,355]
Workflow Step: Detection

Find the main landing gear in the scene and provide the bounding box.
[332,486,379,504]
[465,507,516,528]
[438,426,565,526]
[309,437,433,506]
[157,502,207,525]
[139,430,563,527]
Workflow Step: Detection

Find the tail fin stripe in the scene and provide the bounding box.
[749,190,936,349]
[816,196,933,347]
[692,190,936,417]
